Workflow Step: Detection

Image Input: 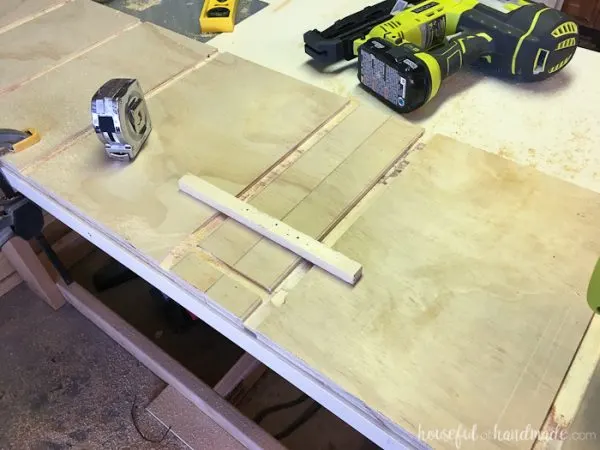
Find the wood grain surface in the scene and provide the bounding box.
[0,0,69,31]
[254,135,600,449]
[26,51,347,262]
[0,23,217,173]
[179,174,364,285]
[0,0,137,93]
[193,112,423,314]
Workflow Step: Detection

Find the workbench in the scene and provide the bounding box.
[2,1,600,449]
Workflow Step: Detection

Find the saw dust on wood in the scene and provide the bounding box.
[123,0,162,12]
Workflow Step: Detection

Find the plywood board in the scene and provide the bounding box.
[0,0,68,30]
[196,114,422,303]
[148,386,246,450]
[26,51,347,262]
[179,174,363,285]
[233,117,422,290]
[169,251,263,320]
[198,105,389,282]
[0,0,137,93]
[0,23,217,172]
[255,135,600,450]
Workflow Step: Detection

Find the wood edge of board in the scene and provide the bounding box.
[178,174,362,286]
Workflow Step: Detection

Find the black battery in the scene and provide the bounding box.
[357,38,433,114]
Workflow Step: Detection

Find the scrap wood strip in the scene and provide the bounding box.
[179,174,363,285]
[0,213,93,298]
[159,100,357,273]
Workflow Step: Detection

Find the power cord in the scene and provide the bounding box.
[253,393,322,441]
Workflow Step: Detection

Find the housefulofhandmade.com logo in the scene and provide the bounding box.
[417,424,596,449]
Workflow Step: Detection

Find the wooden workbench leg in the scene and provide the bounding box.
[2,236,65,310]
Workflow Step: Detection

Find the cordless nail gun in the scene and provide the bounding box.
[304,0,579,113]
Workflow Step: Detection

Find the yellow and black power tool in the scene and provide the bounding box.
[304,0,579,113]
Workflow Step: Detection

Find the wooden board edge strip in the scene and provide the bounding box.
[533,314,600,449]
[179,174,363,285]
[57,281,284,450]
[214,352,266,404]
[3,237,65,309]
[159,101,357,274]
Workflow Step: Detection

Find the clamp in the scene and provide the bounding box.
[0,129,72,284]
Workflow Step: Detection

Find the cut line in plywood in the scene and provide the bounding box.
[0,23,217,173]
[25,51,348,264]
[0,0,138,94]
[179,174,363,285]
[158,101,360,274]
[0,0,71,33]
[195,117,423,319]
[255,135,600,449]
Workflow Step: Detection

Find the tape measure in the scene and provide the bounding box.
[200,0,238,33]
[91,79,152,162]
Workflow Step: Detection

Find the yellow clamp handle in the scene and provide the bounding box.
[11,128,41,153]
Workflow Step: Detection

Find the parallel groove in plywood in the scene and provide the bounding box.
[25,51,347,263]
[235,118,423,290]
[159,101,359,273]
[199,106,388,275]
[255,135,600,450]
[0,23,217,173]
[179,175,363,285]
[200,118,422,318]
[0,0,138,94]
[0,0,71,32]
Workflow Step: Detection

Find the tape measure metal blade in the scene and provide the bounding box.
[91,78,151,161]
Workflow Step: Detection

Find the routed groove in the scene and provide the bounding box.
[179,174,363,285]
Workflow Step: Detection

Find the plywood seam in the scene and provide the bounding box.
[159,100,357,271]
[8,163,250,326]
[246,138,424,322]
[534,315,599,449]
[0,21,141,97]
[234,100,356,202]
[179,174,363,285]
[184,246,269,299]
[20,42,219,175]
[265,125,424,290]
[0,0,74,36]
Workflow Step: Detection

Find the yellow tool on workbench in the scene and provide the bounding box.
[200,0,239,33]
[0,128,40,157]
[304,0,580,113]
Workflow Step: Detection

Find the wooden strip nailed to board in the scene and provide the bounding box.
[193,116,423,319]
[0,22,217,173]
[179,174,363,285]
[253,135,600,449]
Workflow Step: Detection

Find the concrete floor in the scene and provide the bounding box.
[0,283,184,450]
[0,248,373,449]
